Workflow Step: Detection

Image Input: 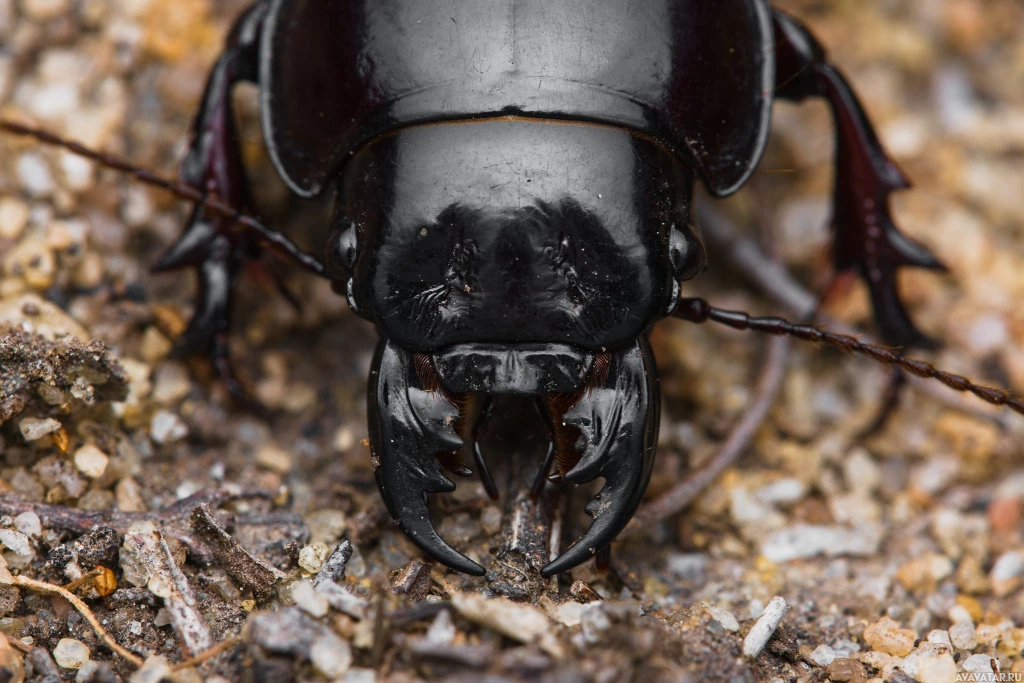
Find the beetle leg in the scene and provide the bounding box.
[156,1,316,405]
[470,394,500,500]
[541,339,659,577]
[772,9,947,349]
[369,339,486,576]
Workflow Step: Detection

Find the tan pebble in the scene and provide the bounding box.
[256,444,292,474]
[956,595,984,623]
[151,304,188,339]
[44,220,84,252]
[827,658,866,683]
[73,444,108,479]
[1012,659,1024,674]
[52,637,88,668]
[139,326,173,363]
[71,252,104,289]
[0,633,24,681]
[3,237,55,290]
[934,412,999,464]
[975,623,1001,645]
[19,417,61,441]
[298,543,330,573]
[949,620,978,650]
[955,556,990,595]
[22,0,71,20]
[332,427,354,452]
[93,566,116,597]
[58,151,94,191]
[895,554,953,592]
[0,198,29,240]
[915,647,957,683]
[863,616,916,657]
[282,383,317,413]
[151,362,191,405]
[115,477,146,512]
[16,153,54,198]
[0,293,88,340]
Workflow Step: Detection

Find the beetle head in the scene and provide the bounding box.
[331,121,703,371]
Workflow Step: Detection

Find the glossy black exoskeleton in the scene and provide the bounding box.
[150,0,948,576]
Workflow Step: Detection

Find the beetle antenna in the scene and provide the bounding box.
[0,117,326,277]
[674,296,1024,416]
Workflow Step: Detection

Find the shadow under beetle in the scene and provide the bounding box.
[8,0,1022,577]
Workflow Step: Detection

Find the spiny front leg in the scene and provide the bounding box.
[773,9,947,349]
[541,339,659,577]
[368,340,486,576]
[155,1,310,406]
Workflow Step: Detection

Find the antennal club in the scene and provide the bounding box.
[674,297,1024,416]
[0,117,326,277]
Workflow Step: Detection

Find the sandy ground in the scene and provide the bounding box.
[2,1,1024,681]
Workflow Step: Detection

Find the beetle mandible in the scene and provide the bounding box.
[6,0,1021,577]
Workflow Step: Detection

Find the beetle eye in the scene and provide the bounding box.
[669,224,706,282]
[327,222,359,276]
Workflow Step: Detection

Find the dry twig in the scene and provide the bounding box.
[697,200,1011,425]
[6,574,144,667]
[189,503,285,600]
[169,636,244,672]
[625,336,790,532]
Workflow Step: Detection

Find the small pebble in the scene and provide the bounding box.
[332,427,354,452]
[298,543,330,574]
[150,362,191,405]
[961,653,998,675]
[667,553,708,582]
[480,505,502,536]
[130,655,171,683]
[18,417,61,441]
[73,444,109,479]
[16,153,54,197]
[895,553,953,591]
[926,630,952,647]
[990,550,1024,596]
[256,444,293,474]
[150,411,187,444]
[826,658,866,682]
[426,609,456,645]
[0,198,29,240]
[810,644,837,667]
[13,512,40,538]
[0,529,31,557]
[760,523,883,562]
[291,579,329,618]
[310,631,352,678]
[52,638,89,669]
[863,616,915,657]
[707,606,739,633]
[915,646,957,683]
[949,620,978,650]
[75,660,99,683]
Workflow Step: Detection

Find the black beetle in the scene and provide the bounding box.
[6,0,1021,578]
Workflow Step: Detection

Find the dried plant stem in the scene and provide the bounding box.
[625,336,789,532]
[169,636,243,672]
[697,200,1011,424]
[9,575,144,667]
